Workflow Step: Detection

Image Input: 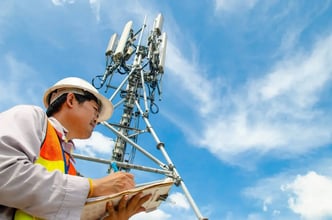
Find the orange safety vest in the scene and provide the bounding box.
[14,121,77,219]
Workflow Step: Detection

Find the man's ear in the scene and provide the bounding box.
[66,93,76,108]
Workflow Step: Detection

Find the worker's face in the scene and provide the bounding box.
[71,97,100,139]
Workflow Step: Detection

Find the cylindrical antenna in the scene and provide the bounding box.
[114,20,133,62]
[158,32,167,73]
[105,33,118,56]
[153,13,163,36]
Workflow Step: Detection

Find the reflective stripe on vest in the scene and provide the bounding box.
[14,121,77,219]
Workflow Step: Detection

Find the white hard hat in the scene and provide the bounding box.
[43,77,113,122]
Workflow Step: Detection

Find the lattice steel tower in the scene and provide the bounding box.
[73,14,208,220]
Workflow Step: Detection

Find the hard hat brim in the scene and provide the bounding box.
[43,82,113,122]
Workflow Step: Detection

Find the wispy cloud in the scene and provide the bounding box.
[214,0,259,13]
[0,53,45,110]
[244,172,292,218]
[165,42,222,116]
[51,0,75,6]
[0,1,14,46]
[155,8,332,164]
[89,0,101,22]
[201,32,332,163]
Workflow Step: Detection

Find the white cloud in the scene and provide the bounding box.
[244,165,332,220]
[282,171,332,220]
[130,192,191,220]
[256,35,332,108]
[131,209,171,220]
[89,0,102,23]
[165,42,222,116]
[74,131,115,157]
[51,0,75,6]
[247,213,266,220]
[194,33,332,165]
[214,0,259,12]
[168,192,190,210]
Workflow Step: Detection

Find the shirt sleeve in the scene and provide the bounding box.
[0,105,90,219]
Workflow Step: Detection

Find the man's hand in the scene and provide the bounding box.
[90,172,135,197]
[104,193,152,220]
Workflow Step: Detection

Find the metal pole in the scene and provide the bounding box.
[135,100,207,219]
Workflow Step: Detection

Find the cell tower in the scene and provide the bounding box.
[73,14,208,220]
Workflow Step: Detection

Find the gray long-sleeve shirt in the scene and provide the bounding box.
[0,105,90,219]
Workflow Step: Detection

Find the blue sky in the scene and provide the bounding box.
[1,0,332,219]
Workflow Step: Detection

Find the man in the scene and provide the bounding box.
[0,77,150,219]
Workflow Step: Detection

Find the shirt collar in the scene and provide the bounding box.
[48,117,69,141]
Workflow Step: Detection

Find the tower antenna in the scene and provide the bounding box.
[74,14,208,220]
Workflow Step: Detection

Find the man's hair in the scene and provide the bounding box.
[46,91,100,117]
